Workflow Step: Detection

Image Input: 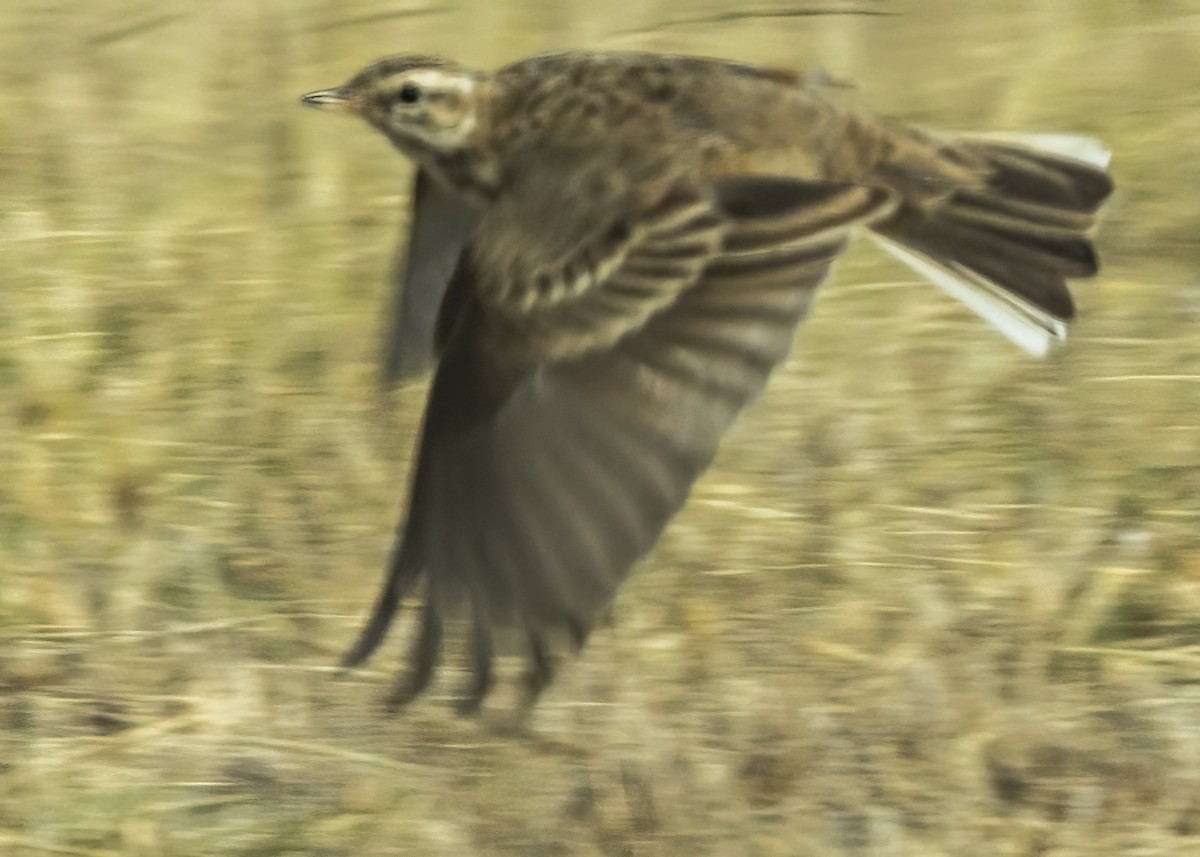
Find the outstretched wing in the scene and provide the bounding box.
[347,175,894,710]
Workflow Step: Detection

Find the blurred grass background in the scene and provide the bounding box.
[2,0,1199,854]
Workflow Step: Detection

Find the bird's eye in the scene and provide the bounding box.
[398,83,423,104]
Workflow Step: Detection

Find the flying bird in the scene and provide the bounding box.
[301,50,1113,712]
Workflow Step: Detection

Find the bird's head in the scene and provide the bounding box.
[302,55,485,158]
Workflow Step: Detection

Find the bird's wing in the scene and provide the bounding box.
[346,174,894,709]
[382,168,483,385]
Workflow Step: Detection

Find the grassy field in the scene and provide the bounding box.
[2,1,1199,854]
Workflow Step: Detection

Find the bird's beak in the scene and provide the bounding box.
[301,87,354,112]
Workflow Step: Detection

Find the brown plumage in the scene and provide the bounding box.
[301,50,1113,712]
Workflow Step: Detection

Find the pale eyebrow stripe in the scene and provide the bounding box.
[378,69,475,97]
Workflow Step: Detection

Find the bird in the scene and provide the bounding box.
[300,50,1113,713]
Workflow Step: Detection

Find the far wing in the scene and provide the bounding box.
[382,169,482,385]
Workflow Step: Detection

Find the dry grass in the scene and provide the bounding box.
[2,1,1199,854]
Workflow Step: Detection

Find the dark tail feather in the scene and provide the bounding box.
[870,133,1113,355]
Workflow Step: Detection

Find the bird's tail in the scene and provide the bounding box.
[868,133,1114,356]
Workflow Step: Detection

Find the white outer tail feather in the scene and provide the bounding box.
[873,133,1110,357]
[961,132,1113,169]
[868,233,1066,357]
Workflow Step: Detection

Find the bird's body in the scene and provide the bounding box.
[301,50,1113,711]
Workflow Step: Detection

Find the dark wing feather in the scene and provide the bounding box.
[346,177,894,707]
[382,169,482,385]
